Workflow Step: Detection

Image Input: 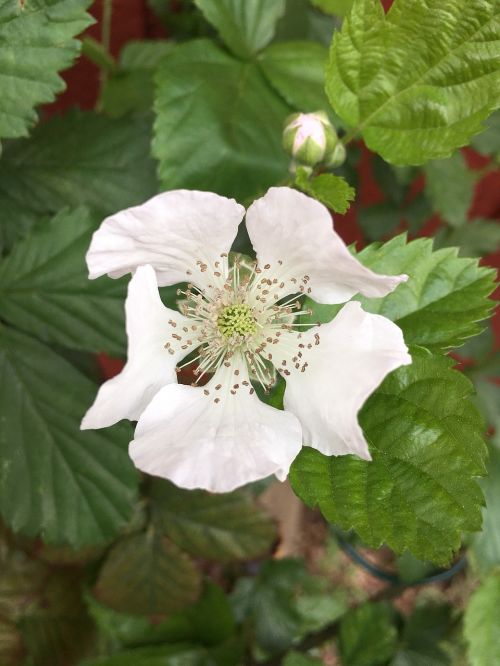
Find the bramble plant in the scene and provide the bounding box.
[0,1,499,665]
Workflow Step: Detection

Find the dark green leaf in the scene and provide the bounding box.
[357,203,402,241]
[0,327,138,547]
[464,573,500,666]
[258,41,329,112]
[94,530,201,616]
[295,170,355,213]
[0,111,157,250]
[471,110,500,157]
[0,0,93,142]
[153,39,290,200]
[151,480,276,561]
[193,0,285,59]
[0,208,126,355]
[339,603,397,666]
[391,603,453,666]
[81,644,209,666]
[301,235,497,352]
[101,40,174,118]
[424,152,475,227]
[471,444,500,575]
[327,0,500,164]
[434,219,500,257]
[290,348,487,564]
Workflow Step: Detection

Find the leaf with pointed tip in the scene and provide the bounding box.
[327,0,500,165]
[0,0,93,143]
[153,39,290,200]
[94,530,201,616]
[0,208,126,355]
[193,0,285,59]
[0,327,138,547]
[151,480,276,561]
[295,170,355,213]
[290,348,487,565]
[301,235,497,352]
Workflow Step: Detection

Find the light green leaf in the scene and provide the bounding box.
[0,111,157,251]
[0,208,126,356]
[327,0,500,164]
[0,0,93,143]
[435,219,500,257]
[94,530,201,616]
[153,39,290,200]
[290,348,487,564]
[101,40,174,118]
[471,445,500,575]
[258,41,329,112]
[424,152,475,227]
[302,235,497,352]
[193,0,285,59]
[464,573,500,666]
[151,480,276,562]
[295,169,355,213]
[339,603,397,666]
[0,327,138,547]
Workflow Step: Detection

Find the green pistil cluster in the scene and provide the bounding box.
[217,303,257,339]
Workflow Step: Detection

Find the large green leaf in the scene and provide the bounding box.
[193,0,285,59]
[153,39,290,201]
[0,111,157,251]
[464,573,500,666]
[424,152,475,227]
[0,208,126,355]
[0,0,93,142]
[0,327,138,547]
[338,603,397,666]
[258,41,329,112]
[94,530,201,616]
[302,235,497,352]
[290,348,487,564]
[151,480,276,562]
[327,0,500,164]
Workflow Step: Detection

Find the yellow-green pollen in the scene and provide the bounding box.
[217,304,257,339]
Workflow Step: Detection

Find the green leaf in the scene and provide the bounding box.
[435,219,500,258]
[471,444,500,575]
[311,0,354,15]
[0,327,138,547]
[424,152,475,227]
[153,39,290,200]
[464,573,500,666]
[258,41,329,112]
[290,348,487,564]
[0,208,126,356]
[81,645,209,666]
[327,0,500,165]
[471,110,500,157]
[302,235,497,352]
[101,40,174,118]
[193,0,286,59]
[151,480,276,562]
[338,603,397,666]
[0,111,157,251]
[357,203,402,241]
[273,0,337,47]
[0,0,93,143]
[94,530,201,616]
[295,170,355,213]
[391,603,453,666]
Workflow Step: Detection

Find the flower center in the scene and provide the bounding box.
[217,303,257,339]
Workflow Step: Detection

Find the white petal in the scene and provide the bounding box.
[129,362,303,492]
[81,265,196,430]
[86,190,245,289]
[246,187,407,304]
[278,302,412,459]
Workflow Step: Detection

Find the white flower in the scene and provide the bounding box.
[82,187,411,492]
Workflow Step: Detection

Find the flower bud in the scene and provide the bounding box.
[283,111,338,167]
